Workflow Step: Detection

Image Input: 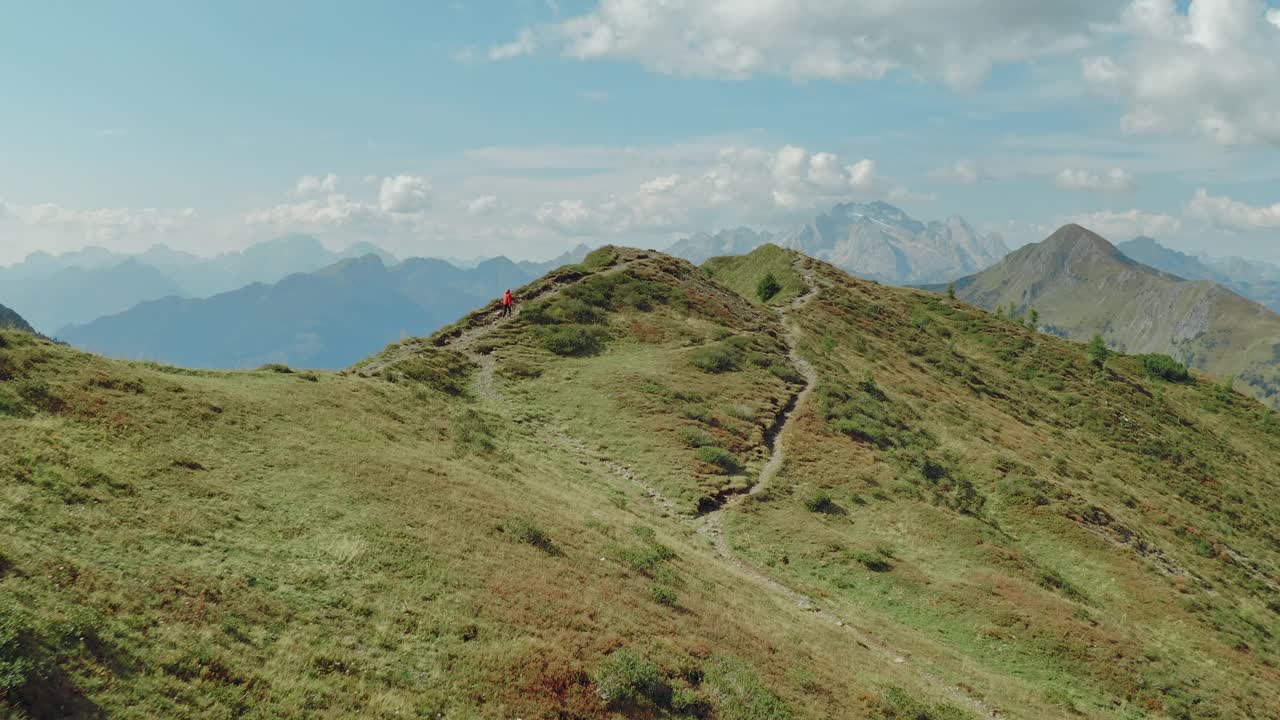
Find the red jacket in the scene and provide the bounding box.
[503,290,513,307]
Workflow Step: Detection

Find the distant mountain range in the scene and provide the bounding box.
[0,237,592,338]
[1117,237,1280,313]
[0,236,399,335]
[952,224,1280,406]
[668,201,1009,284]
[59,246,590,369]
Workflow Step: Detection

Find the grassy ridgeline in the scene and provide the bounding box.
[2,245,1279,718]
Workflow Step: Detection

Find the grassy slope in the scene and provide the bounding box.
[2,246,1279,719]
[702,244,805,307]
[0,252,956,720]
[714,250,1280,718]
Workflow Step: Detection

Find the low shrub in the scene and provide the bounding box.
[803,492,840,514]
[541,325,610,356]
[678,427,715,448]
[1037,568,1091,604]
[594,649,668,707]
[696,446,743,474]
[1139,353,1189,382]
[854,550,893,573]
[768,362,804,384]
[649,585,678,606]
[690,344,740,373]
[258,363,293,373]
[610,540,676,576]
[497,517,558,555]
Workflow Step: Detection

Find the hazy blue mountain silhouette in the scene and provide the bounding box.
[60,253,556,369]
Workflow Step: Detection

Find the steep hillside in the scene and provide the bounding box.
[954,225,1280,406]
[3,246,1279,719]
[60,255,536,369]
[0,304,36,334]
[1119,237,1280,313]
[666,202,1007,285]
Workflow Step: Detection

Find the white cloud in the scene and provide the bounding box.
[1054,167,1138,193]
[488,28,537,60]
[1065,209,1183,239]
[8,201,196,241]
[246,174,432,230]
[467,195,501,216]
[1186,188,1280,231]
[530,143,909,236]
[293,173,339,197]
[1084,0,1280,146]
[927,160,982,185]
[378,175,432,213]
[492,0,1115,90]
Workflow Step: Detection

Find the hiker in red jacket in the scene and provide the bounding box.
[500,289,514,318]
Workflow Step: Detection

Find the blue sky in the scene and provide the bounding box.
[2,0,1279,265]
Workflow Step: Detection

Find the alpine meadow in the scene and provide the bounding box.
[3,245,1279,718]
[6,2,1280,718]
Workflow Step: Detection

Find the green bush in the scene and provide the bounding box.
[1087,333,1110,369]
[649,585,678,606]
[678,427,715,448]
[609,539,677,576]
[258,363,293,374]
[690,345,740,373]
[497,517,558,554]
[696,446,743,474]
[1139,353,1189,382]
[804,492,840,514]
[854,550,893,573]
[768,362,804,384]
[757,273,782,302]
[541,325,610,356]
[594,649,668,707]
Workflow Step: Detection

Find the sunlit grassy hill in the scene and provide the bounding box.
[2,245,1278,719]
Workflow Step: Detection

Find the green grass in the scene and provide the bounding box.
[4,244,1280,719]
[703,244,805,306]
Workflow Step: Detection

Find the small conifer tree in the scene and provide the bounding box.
[757,272,782,302]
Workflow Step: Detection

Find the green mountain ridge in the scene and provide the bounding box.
[952,224,1280,407]
[3,245,1279,718]
[0,304,36,335]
